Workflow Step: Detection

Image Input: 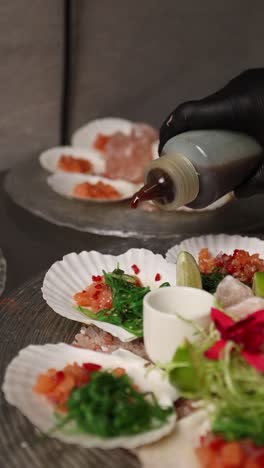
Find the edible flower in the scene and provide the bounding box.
[204,308,264,372]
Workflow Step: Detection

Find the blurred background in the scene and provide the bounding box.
[1,0,264,170]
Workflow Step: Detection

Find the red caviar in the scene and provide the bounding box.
[155,273,161,281]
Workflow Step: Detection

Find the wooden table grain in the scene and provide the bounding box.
[0,274,140,468]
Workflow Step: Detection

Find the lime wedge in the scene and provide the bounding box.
[253,272,264,297]
[176,251,202,289]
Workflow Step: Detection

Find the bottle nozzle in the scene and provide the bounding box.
[131,182,166,208]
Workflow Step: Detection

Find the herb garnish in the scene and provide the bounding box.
[201,269,226,293]
[167,328,264,445]
[55,371,173,437]
[78,268,170,337]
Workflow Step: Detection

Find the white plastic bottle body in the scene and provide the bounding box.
[149,130,263,209]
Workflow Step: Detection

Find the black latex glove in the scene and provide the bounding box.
[159,69,264,198]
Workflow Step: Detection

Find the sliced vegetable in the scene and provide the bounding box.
[176,251,202,289]
[253,271,264,297]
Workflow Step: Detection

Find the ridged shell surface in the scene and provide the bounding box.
[42,249,176,341]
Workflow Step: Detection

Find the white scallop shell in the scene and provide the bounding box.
[39,146,105,174]
[72,118,133,149]
[136,409,209,468]
[166,234,264,264]
[177,192,233,212]
[151,141,159,160]
[42,248,176,342]
[2,344,177,449]
[0,249,7,296]
[47,172,140,202]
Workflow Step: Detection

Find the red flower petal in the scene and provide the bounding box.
[204,339,227,360]
[242,325,264,353]
[241,351,264,372]
[250,309,264,324]
[227,310,264,350]
[211,308,234,336]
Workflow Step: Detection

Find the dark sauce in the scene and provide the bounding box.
[187,155,262,209]
[131,169,175,208]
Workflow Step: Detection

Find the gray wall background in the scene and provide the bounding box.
[0,0,263,170]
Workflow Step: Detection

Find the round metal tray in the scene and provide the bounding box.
[4,157,264,239]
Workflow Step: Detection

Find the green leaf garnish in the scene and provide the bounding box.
[52,371,173,438]
[77,267,170,337]
[167,326,264,445]
[201,270,226,293]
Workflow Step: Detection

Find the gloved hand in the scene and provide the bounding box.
[159,69,264,198]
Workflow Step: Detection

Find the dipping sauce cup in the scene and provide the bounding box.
[143,286,214,365]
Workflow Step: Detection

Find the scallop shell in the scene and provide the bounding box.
[2,344,177,449]
[177,192,234,212]
[165,234,264,264]
[47,172,140,202]
[0,249,7,296]
[42,248,176,342]
[39,146,105,174]
[71,118,133,149]
[151,141,159,160]
[136,409,209,468]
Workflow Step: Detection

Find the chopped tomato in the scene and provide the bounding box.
[195,446,216,467]
[198,248,218,274]
[198,248,264,284]
[134,276,142,287]
[74,281,112,312]
[131,264,140,274]
[82,363,102,372]
[33,368,59,393]
[113,367,126,377]
[196,434,264,468]
[221,442,245,466]
[48,374,75,405]
[73,181,121,200]
[244,459,262,468]
[33,361,102,408]
[57,155,92,173]
[93,134,111,152]
[92,275,102,282]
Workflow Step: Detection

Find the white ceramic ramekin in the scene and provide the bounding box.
[143,286,214,364]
